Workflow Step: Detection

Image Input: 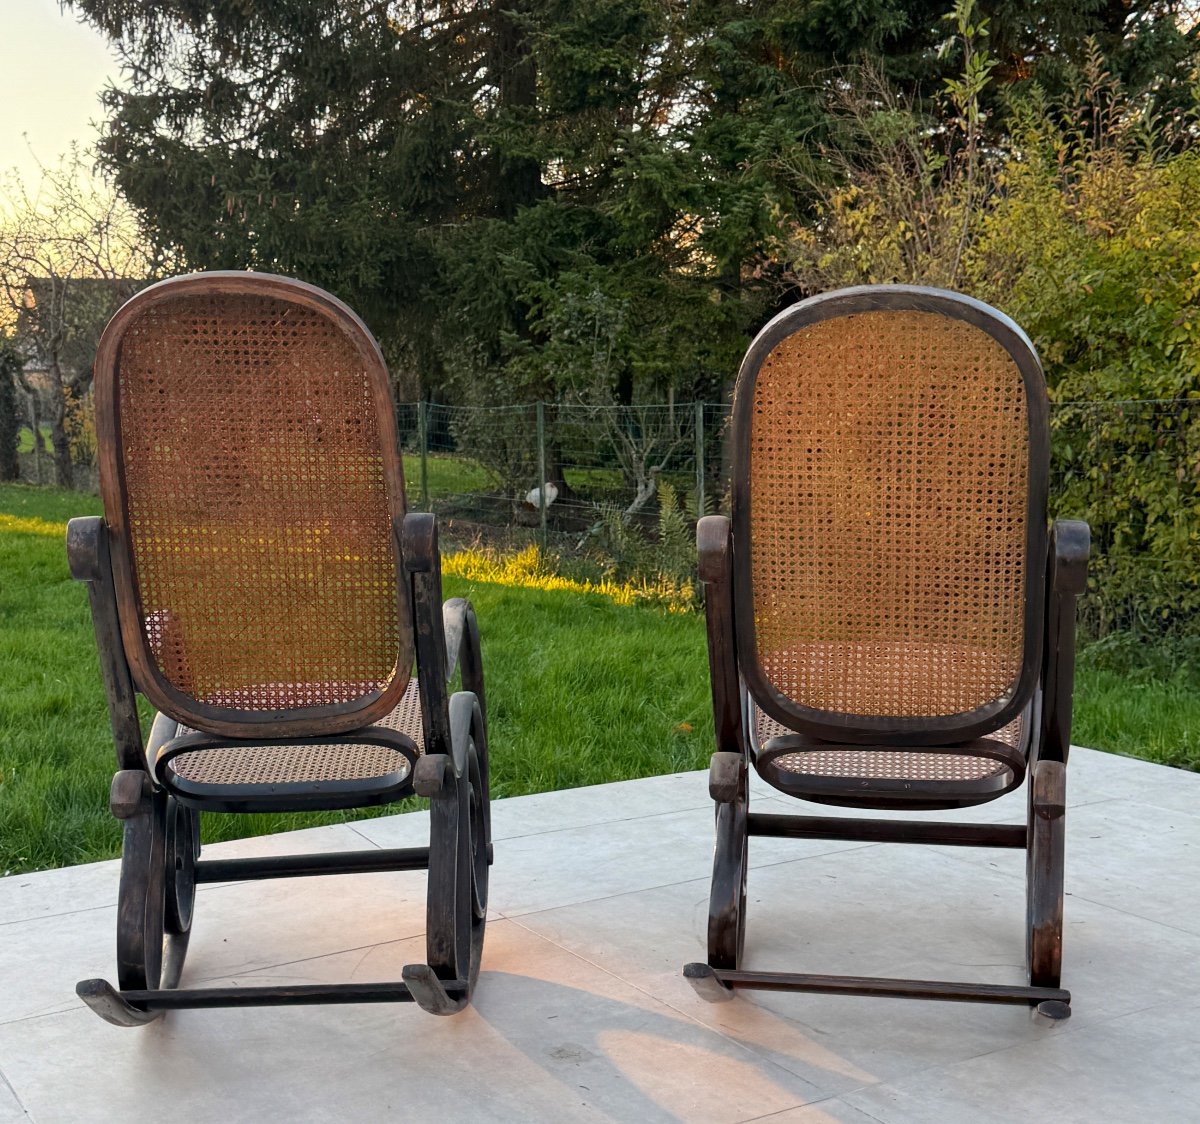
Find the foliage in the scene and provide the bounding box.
[0,150,158,488]
[590,481,698,604]
[70,0,1198,411]
[783,22,1200,636]
[786,0,997,291]
[448,405,539,497]
[968,57,1200,635]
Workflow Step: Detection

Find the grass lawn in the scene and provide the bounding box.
[0,483,711,872]
[1,480,1196,874]
[403,451,493,501]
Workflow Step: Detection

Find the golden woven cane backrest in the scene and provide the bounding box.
[97,274,410,736]
[738,300,1039,729]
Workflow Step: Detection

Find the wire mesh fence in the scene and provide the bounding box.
[395,401,727,557]
[15,397,1199,637]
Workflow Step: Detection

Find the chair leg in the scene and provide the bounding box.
[162,799,198,989]
[79,783,198,1026]
[410,692,488,1015]
[81,707,491,1024]
[688,753,748,1001]
[1027,759,1070,1020]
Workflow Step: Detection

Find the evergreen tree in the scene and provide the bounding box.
[69,0,1198,404]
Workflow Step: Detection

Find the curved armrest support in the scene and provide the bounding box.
[443,597,486,722]
[1039,519,1091,765]
[698,516,744,756]
[66,516,147,774]
[401,512,451,755]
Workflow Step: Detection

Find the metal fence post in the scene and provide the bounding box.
[695,401,705,516]
[536,401,548,551]
[418,400,430,511]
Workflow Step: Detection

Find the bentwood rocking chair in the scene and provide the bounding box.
[71,272,490,1023]
[684,286,1088,1019]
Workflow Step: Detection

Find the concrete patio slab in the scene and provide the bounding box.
[1,745,1197,1122]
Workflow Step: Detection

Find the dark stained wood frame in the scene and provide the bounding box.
[731,286,1050,747]
[71,273,491,1023]
[686,286,1088,1019]
[93,271,414,739]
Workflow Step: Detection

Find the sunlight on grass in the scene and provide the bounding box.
[444,544,694,611]
[2,480,1197,874]
[0,512,67,537]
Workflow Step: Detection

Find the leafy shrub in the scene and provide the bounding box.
[589,480,698,605]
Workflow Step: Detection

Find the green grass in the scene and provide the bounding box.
[403,452,493,501]
[0,482,710,873]
[2,480,1197,874]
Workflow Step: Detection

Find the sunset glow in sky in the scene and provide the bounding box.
[0,0,121,189]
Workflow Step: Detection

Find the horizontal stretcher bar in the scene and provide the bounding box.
[747,813,1028,848]
[684,963,1069,1010]
[194,843,494,883]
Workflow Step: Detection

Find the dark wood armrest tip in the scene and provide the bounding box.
[1052,520,1090,596]
[66,516,105,582]
[697,515,731,584]
[401,511,437,573]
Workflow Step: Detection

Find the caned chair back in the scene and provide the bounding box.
[95,272,411,738]
[731,287,1048,745]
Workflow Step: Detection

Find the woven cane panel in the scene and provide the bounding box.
[754,701,1021,783]
[747,310,1029,718]
[168,677,424,786]
[115,291,405,714]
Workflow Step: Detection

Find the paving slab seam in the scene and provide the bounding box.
[740,1095,889,1124]
[0,1004,78,1030]
[0,1064,31,1123]
[497,843,886,922]
[346,822,391,849]
[501,912,839,1105]
[1054,892,1200,940]
[735,1095,844,1122]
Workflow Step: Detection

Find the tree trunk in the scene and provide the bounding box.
[46,362,74,489]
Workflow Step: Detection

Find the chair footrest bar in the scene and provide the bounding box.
[195,843,495,883]
[194,846,433,882]
[684,963,1069,1010]
[77,976,468,1024]
[746,813,1028,849]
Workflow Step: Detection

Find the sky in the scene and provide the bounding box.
[0,0,122,190]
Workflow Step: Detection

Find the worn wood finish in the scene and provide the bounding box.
[697,517,743,757]
[74,272,492,1023]
[730,287,1050,747]
[155,725,422,814]
[1041,520,1090,765]
[685,963,1070,1008]
[113,780,168,997]
[708,797,749,971]
[404,511,452,759]
[1027,759,1066,993]
[194,846,438,883]
[686,286,1088,1020]
[79,978,468,1013]
[92,272,415,740]
[754,732,1027,808]
[68,518,145,773]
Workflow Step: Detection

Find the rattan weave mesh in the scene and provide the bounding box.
[166,677,424,786]
[747,310,1029,718]
[115,291,405,714]
[753,701,1021,784]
